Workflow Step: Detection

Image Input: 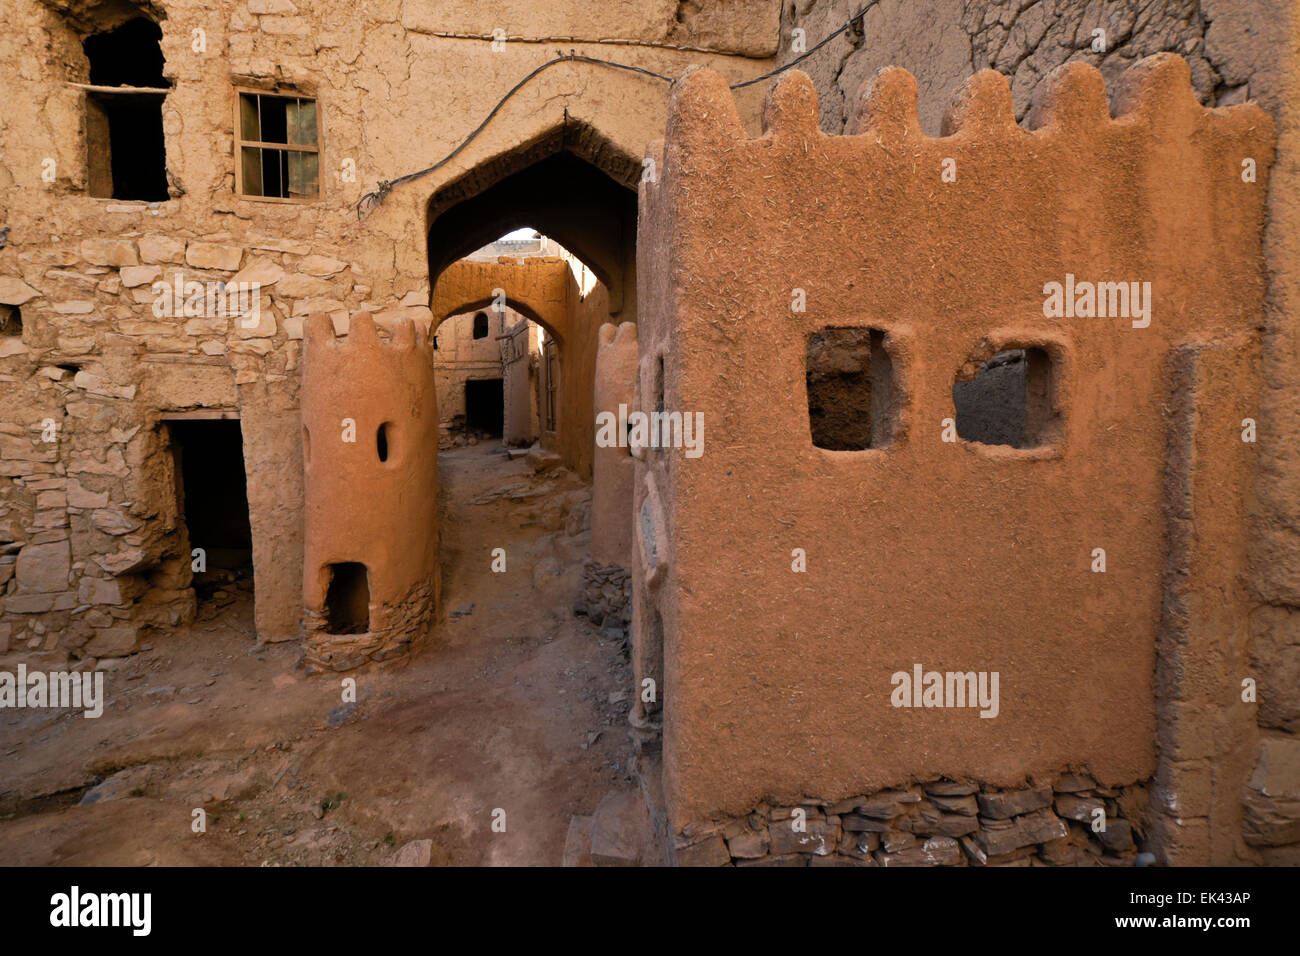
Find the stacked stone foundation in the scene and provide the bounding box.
[301,579,435,673]
[675,775,1148,867]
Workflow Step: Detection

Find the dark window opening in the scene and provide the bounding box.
[465,378,504,438]
[472,311,489,339]
[237,91,319,199]
[806,327,898,450]
[952,347,1059,448]
[324,562,370,634]
[0,305,20,337]
[377,422,390,462]
[167,419,254,603]
[83,17,169,202]
[84,18,169,88]
[87,91,168,201]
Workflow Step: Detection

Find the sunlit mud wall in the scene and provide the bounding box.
[785,0,1300,869]
[300,313,438,670]
[431,256,612,478]
[636,59,1273,864]
[433,304,522,443]
[501,318,540,447]
[592,321,638,566]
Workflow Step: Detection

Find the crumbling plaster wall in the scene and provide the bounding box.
[636,60,1272,864]
[0,0,777,662]
[783,1,1279,134]
[779,0,1300,865]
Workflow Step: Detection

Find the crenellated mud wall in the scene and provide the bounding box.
[635,56,1273,863]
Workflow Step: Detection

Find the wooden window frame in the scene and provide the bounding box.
[233,86,322,204]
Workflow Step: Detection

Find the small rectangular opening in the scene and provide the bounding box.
[324,562,370,634]
[166,418,253,606]
[0,306,20,337]
[953,347,1059,448]
[655,354,665,414]
[806,327,897,450]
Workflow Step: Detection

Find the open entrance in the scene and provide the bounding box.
[0,306,20,338]
[324,562,370,634]
[165,418,253,611]
[465,378,505,437]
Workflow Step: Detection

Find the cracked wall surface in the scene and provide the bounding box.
[784,0,1280,133]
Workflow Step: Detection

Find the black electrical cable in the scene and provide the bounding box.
[355,4,875,218]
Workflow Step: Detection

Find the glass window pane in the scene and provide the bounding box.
[287,150,319,198]
[286,99,317,147]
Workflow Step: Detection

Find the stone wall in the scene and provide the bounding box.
[673,775,1147,867]
[634,59,1272,859]
[3,0,768,663]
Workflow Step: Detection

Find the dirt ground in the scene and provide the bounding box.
[0,443,634,866]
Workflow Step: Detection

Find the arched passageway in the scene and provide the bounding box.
[426,131,639,318]
[426,133,638,477]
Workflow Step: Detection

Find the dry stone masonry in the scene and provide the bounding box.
[673,775,1148,867]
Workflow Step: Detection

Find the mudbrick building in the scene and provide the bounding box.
[1,0,1298,867]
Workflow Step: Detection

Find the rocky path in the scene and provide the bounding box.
[0,443,635,866]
